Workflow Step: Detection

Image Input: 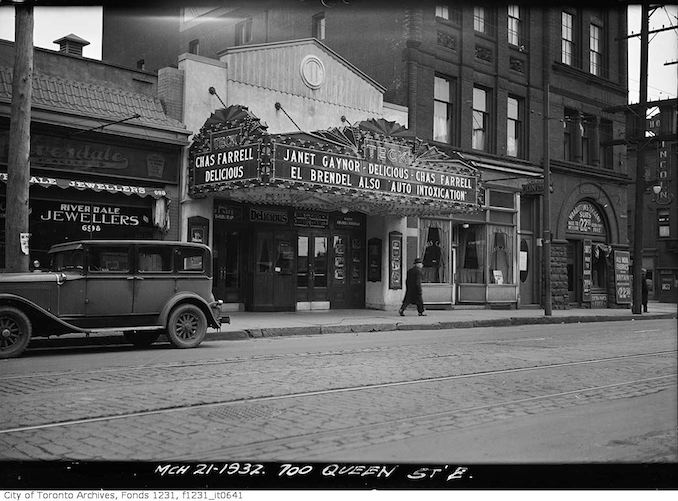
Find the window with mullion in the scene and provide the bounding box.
[435,3,461,24]
[590,23,602,76]
[235,18,252,46]
[434,75,455,144]
[507,96,523,158]
[508,5,521,46]
[472,86,490,151]
[561,11,575,66]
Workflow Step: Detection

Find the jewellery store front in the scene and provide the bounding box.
[186,107,481,311]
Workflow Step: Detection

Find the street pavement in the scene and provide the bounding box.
[27,300,677,349]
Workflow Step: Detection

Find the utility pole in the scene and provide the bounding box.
[542,12,552,316]
[631,2,650,314]
[5,4,33,272]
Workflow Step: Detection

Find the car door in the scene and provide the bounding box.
[133,244,175,322]
[84,244,134,326]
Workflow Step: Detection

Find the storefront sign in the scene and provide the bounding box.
[334,214,362,228]
[214,203,244,222]
[0,132,177,182]
[567,202,605,235]
[293,211,329,228]
[613,250,631,304]
[0,172,167,199]
[273,144,477,205]
[249,207,289,225]
[193,144,260,187]
[582,239,592,302]
[32,200,152,234]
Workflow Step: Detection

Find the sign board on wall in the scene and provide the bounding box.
[389,231,402,290]
[614,250,632,304]
[582,239,592,302]
[0,132,178,183]
[567,202,605,235]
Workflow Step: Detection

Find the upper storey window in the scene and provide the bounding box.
[561,11,576,66]
[235,18,253,46]
[590,23,602,76]
[435,3,461,24]
[507,5,521,46]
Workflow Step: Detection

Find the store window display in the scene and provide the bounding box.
[419,220,450,283]
[457,224,485,283]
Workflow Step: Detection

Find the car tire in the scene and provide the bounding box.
[123,330,161,348]
[166,304,207,349]
[0,307,32,359]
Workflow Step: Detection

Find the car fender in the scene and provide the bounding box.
[0,293,87,335]
[159,292,222,329]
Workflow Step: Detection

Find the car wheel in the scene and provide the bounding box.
[0,307,32,359]
[123,330,161,348]
[166,304,207,349]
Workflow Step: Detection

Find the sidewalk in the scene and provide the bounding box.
[215,300,677,340]
[26,301,675,350]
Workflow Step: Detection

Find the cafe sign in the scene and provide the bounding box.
[567,201,605,235]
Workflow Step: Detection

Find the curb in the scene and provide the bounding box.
[25,312,676,351]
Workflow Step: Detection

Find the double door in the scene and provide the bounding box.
[251,230,295,311]
[296,232,329,308]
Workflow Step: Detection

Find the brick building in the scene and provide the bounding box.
[0,34,189,269]
[102,1,630,310]
[625,99,678,303]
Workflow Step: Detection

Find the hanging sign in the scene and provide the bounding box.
[614,250,632,304]
[567,201,605,235]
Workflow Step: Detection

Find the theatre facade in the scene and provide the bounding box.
[172,39,529,311]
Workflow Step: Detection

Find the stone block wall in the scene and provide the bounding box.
[544,239,570,310]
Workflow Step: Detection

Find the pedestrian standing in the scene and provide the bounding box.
[399,257,426,316]
[641,268,649,313]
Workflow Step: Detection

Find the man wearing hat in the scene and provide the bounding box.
[399,257,426,316]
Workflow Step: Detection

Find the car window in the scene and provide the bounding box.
[138,246,173,273]
[51,250,84,273]
[88,246,130,273]
[177,247,205,272]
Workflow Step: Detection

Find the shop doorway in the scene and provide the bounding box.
[251,230,295,311]
[296,232,329,309]
[566,240,581,304]
[519,237,534,304]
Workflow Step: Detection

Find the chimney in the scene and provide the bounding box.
[53,33,90,57]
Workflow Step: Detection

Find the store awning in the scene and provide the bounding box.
[0,172,168,199]
[188,107,483,216]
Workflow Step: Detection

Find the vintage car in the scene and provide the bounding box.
[0,240,227,358]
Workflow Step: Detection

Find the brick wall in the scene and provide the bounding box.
[158,67,185,122]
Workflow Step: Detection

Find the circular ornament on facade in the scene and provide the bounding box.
[300,55,325,90]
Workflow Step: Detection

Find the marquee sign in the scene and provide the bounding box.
[567,201,605,235]
[192,143,260,188]
[187,105,482,214]
[273,143,477,205]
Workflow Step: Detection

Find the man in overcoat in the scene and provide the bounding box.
[399,257,426,316]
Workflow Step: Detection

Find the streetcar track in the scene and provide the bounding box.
[1,350,675,435]
[194,375,677,460]
[3,347,676,381]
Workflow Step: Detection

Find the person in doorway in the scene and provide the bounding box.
[641,268,649,313]
[399,257,426,316]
